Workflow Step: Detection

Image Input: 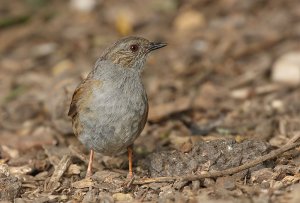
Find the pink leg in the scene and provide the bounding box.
[127,146,133,179]
[86,149,94,178]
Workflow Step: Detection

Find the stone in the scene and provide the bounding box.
[215,176,236,191]
[272,52,300,85]
[0,174,22,201]
[250,168,274,184]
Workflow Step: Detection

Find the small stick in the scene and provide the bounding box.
[69,145,87,161]
[133,135,300,185]
[287,131,300,145]
[69,145,102,170]
[46,155,71,191]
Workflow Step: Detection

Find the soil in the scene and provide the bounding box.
[1,0,300,202]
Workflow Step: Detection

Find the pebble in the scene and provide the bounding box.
[215,176,236,191]
[250,168,274,184]
[0,174,22,201]
[192,180,200,190]
[70,0,96,12]
[203,178,216,188]
[272,52,300,85]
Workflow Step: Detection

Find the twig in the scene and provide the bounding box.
[230,84,282,99]
[231,33,286,60]
[68,145,103,170]
[148,97,191,122]
[46,155,71,191]
[69,145,87,162]
[133,135,300,185]
[287,131,300,145]
[227,60,270,90]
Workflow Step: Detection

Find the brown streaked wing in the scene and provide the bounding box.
[68,78,101,118]
[138,101,149,135]
[68,81,85,118]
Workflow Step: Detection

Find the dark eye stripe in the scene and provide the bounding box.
[130,44,139,52]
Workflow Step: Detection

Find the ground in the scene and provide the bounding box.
[0,0,300,202]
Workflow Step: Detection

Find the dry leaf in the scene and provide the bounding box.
[71,178,94,189]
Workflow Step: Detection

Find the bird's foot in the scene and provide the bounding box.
[122,174,135,189]
[85,170,93,179]
[127,172,133,179]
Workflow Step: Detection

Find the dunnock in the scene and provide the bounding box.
[68,36,166,178]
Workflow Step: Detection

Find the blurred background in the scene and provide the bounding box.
[1,0,300,202]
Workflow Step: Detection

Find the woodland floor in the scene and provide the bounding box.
[1,0,300,202]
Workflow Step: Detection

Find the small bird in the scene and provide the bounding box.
[68,36,166,178]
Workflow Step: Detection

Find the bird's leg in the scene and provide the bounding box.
[86,149,94,178]
[127,146,133,179]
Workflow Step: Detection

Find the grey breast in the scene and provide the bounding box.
[78,61,148,155]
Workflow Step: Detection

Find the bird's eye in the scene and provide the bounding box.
[130,44,139,52]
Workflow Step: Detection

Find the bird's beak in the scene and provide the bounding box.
[148,42,167,52]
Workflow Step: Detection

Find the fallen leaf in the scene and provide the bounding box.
[71,178,94,189]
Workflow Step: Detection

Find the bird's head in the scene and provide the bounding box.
[101,36,167,71]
